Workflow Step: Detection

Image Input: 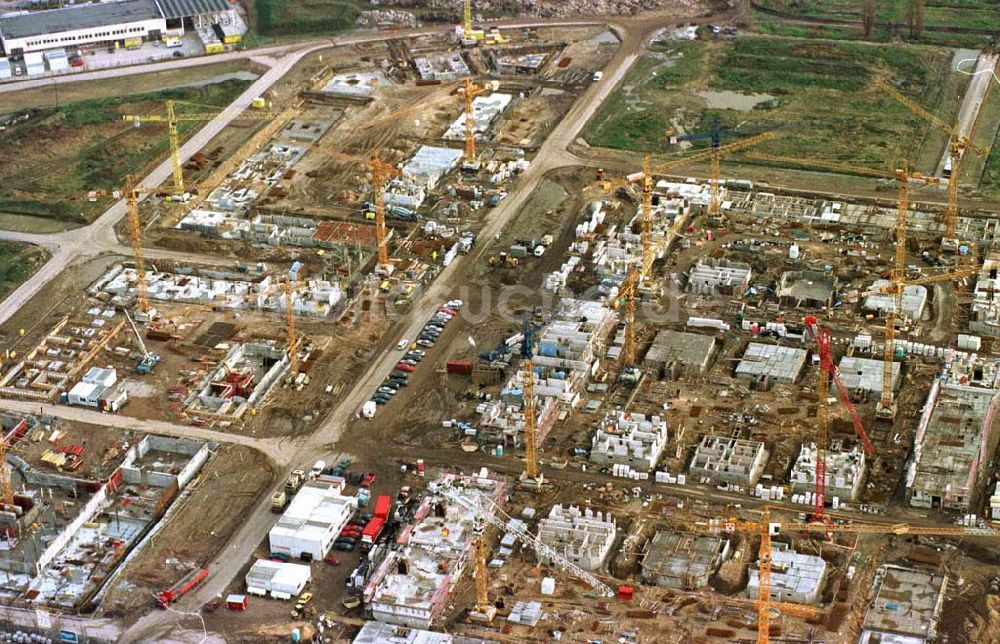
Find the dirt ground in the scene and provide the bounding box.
[11,418,132,482]
[99,444,275,617]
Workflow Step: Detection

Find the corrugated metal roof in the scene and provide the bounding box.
[157,0,232,20]
[0,0,161,41]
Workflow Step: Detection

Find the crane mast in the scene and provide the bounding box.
[125,175,150,316]
[463,0,473,41]
[284,278,298,374]
[875,78,987,250]
[463,79,487,165]
[640,155,654,279]
[440,484,615,597]
[123,99,273,198]
[369,152,400,273]
[0,433,13,508]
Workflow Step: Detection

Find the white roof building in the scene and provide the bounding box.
[245,559,311,600]
[269,478,356,560]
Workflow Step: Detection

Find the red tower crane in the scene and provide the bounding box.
[803,315,875,522]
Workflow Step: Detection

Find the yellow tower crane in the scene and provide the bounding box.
[470,518,497,622]
[283,278,299,374]
[700,509,1000,644]
[464,0,474,41]
[124,175,150,316]
[313,148,401,274]
[0,434,14,509]
[463,78,491,165]
[874,77,988,250]
[743,152,979,417]
[863,164,980,418]
[122,99,274,199]
[603,132,777,282]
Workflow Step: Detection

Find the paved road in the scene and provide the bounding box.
[0,8,734,640]
[939,51,1000,176]
[115,13,659,643]
[0,42,312,95]
[0,42,329,328]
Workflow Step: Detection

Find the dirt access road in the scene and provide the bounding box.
[116,5,747,640]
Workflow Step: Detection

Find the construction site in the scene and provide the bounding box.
[2,0,1000,642]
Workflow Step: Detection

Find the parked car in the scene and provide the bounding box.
[390,370,409,379]
[417,339,435,348]
[377,387,396,396]
[396,338,410,351]
[446,300,464,309]
[381,380,401,390]
[399,359,418,367]
[438,307,458,317]
[404,353,423,362]
[336,536,357,546]
[203,597,223,613]
[371,397,387,406]
[324,554,341,566]
[269,552,290,562]
[395,363,415,373]
[361,472,376,487]
[335,541,355,552]
[408,349,426,357]
[386,378,408,388]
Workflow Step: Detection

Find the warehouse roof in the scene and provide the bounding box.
[157,0,233,19]
[0,0,162,41]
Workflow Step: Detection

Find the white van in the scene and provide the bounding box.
[310,460,326,478]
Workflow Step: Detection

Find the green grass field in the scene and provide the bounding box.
[0,242,47,301]
[584,35,961,172]
[751,0,1000,47]
[254,0,364,38]
[0,79,251,225]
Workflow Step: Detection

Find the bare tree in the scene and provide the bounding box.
[906,0,925,39]
[862,0,877,37]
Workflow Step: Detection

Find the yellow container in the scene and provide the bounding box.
[205,43,224,54]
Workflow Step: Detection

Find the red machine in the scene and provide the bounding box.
[373,495,392,521]
[803,316,875,522]
[157,568,208,608]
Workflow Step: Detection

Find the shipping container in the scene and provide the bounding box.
[446,359,474,375]
[361,517,385,546]
[373,495,391,520]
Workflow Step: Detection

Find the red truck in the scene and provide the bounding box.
[157,568,208,608]
[361,517,385,548]
[373,495,391,520]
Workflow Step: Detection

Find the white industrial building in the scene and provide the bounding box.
[0,0,240,57]
[245,559,311,600]
[536,505,617,572]
[66,366,128,412]
[590,411,669,472]
[747,543,826,605]
[269,479,356,561]
[0,0,165,56]
[790,442,866,501]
